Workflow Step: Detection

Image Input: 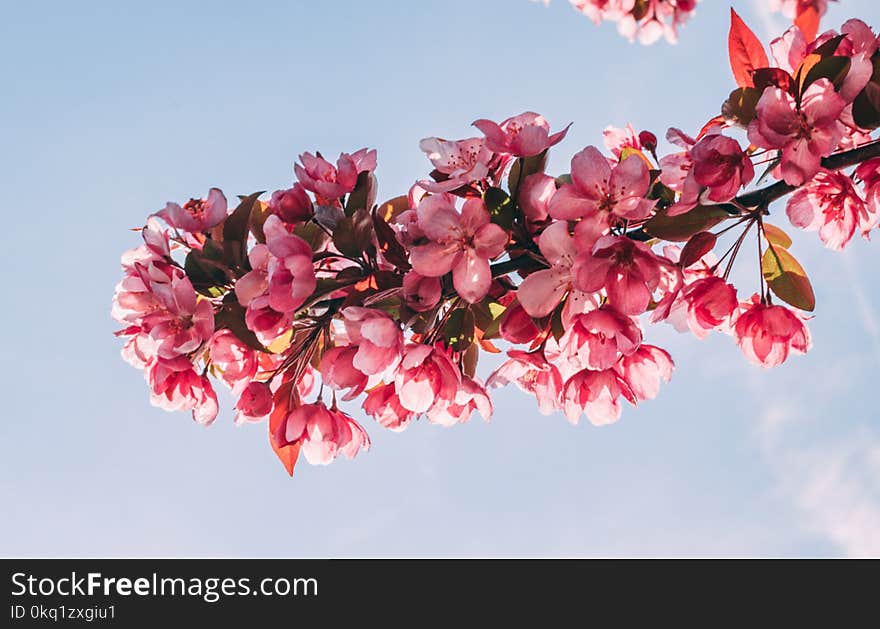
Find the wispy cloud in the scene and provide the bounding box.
[756,404,880,557]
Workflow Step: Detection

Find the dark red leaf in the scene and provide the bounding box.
[680,231,717,268]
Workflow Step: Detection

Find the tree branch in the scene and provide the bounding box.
[489,140,880,280]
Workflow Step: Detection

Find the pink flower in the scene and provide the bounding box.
[748,79,847,186]
[147,357,219,425]
[734,295,812,367]
[562,368,634,426]
[294,148,377,203]
[402,272,442,312]
[234,381,273,425]
[141,274,215,360]
[319,346,368,401]
[275,402,370,465]
[669,134,754,216]
[363,382,417,432]
[418,137,492,193]
[263,215,317,313]
[159,188,228,233]
[603,123,643,159]
[487,350,563,415]
[519,173,557,226]
[549,146,655,227]
[269,184,313,223]
[681,276,738,337]
[341,307,403,376]
[573,235,669,315]
[209,330,258,394]
[426,376,493,427]
[393,344,461,415]
[409,194,508,304]
[516,220,596,320]
[786,169,870,250]
[472,112,570,157]
[560,306,642,371]
[854,158,880,235]
[615,344,673,401]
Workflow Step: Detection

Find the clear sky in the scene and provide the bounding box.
[1,0,878,557]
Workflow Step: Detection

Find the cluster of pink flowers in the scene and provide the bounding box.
[114,9,880,475]
[565,0,699,44]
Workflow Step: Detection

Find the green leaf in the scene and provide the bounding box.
[483,187,514,231]
[762,245,815,311]
[643,205,730,242]
[762,222,792,249]
[221,191,264,268]
[550,303,566,342]
[444,308,475,351]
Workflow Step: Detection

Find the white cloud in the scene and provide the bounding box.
[756,405,880,557]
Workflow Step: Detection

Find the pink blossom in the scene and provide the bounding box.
[573,235,669,315]
[275,402,370,465]
[393,344,461,415]
[418,137,492,193]
[269,184,313,223]
[319,346,368,401]
[409,195,508,304]
[615,344,674,401]
[786,169,870,250]
[263,215,317,313]
[363,382,416,432]
[734,295,812,367]
[426,376,493,427]
[677,276,739,338]
[234,381,273,425]
[402,272,442,312]
[549,146,655,228]
[518,173,557,226]
[487,350,564,415]
[158,188,227,233]
[560,306,642,371]
[562,368,634,426]
[209,330,258,394]
[472,112,570,157]
[294,148,377,203]
[854,158,880,235]
[602,123,643,159]
[748,79,847,186]
[341,307,403,376]
[516,220,597,320]
[147,357,219,425]
[669,134,754,215]
[140,274,215,360]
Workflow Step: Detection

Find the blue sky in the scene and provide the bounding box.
[1,0,878,557]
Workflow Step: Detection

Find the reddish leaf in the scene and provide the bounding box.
[643,205,730,242]
[679,231,717,268]
[269,380,300,477]
[696,115,727,141]
[795,5,821,42]
[752,67,793,94]
[728,8,769,88]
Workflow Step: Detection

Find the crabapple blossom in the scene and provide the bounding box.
[786,169,872,250]
[549,145,655,226]
[159,188,227,233]
[473,112,570,157]
[409,194,508,304]
[275,402,370,466]
[113,8,880,476]
[734,295,812,367]
[294,148,376,203]
[748,79,847,186]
